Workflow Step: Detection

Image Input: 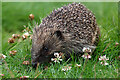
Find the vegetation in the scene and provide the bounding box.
[1,2,119,78]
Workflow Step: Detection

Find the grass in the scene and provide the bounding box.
[1,2,120,78]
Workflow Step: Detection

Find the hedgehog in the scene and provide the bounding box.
[31,2,100,67]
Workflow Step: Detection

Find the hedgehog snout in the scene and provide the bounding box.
[32,62,38,68]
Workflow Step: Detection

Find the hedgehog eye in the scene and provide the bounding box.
[43,46,49,52]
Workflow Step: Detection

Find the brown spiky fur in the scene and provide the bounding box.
[31,2,100,66]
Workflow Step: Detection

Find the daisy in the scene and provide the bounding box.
[82,53,91,59]
[82,47,91,53]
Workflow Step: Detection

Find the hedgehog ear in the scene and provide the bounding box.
[54,30,64,40]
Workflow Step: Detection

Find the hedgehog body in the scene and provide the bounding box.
[31,3,100,66]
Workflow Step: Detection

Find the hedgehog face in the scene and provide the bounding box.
[31,26,64,67]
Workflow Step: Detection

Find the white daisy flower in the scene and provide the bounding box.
[54,52,60,58]
[99,55,109,66]
[22,32,30,40]
[20,76,29,79]
[99,55,109,61]
[23,32,29,36]
[82,47,91,53]
[62,66,72,71]
[82,53,91,59]
[100,61,109,65]
[2,54,7,59]
[51,52,63,63]
[0,54,7,59]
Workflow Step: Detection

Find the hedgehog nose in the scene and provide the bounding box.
[32,62,37,68]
